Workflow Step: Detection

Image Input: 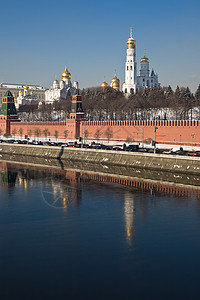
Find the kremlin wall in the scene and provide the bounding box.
[0,90,200,148]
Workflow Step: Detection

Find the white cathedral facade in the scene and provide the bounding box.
[122,30,160,94]
[45,66,78,103]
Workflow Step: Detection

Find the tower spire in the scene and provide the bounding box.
[130,27,132,38]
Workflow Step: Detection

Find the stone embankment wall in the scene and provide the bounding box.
[0,143,200,175]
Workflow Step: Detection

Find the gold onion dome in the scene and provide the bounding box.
[127,37,136,49]
[140,56,149,63]
[112,81,120,88]
[24,85,29,90]
[101,80,109,87]
[111,74,120,84]
[111,74,120,87]
[62,66,71,79]
[127,28,136,49]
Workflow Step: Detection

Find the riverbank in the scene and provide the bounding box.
[0,143,200,175]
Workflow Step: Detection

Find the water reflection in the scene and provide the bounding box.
[1,160,200,202]
[1,160,200,299]
[1,160,200,245]
[42,170,82,209]
[124,191,135,245]
[0,162,18,194]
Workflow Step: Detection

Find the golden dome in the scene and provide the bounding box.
[112,81,120,88]
[111,74,120,88]
[19,90,22,95]
[126,28,136,49]
[140,56,149,63]
[127,37,136,49]
[62,66,71,80]
[101,80,109,87]
[111,74,120,84]
[24,85,29,90]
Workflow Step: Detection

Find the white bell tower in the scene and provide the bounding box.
[122,28,137,95]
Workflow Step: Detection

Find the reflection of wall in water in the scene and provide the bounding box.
[0,162,18,193]
[1,161,200,202]
[82,172,200,200]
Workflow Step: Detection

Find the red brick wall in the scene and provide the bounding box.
[80,120,200,146]
[10,121,67,140]
[2,119,200,147]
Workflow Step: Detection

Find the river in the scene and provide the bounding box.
[0,160,200,299]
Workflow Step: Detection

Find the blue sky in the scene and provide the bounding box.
[0,0,200,92]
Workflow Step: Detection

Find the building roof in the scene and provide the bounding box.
[4,90,13,97]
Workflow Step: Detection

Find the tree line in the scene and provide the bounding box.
[16,84,200,122]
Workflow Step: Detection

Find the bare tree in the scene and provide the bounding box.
[27,129,32,138]
[12,128,17,139]
[34,128,41,140]
[19,128,23,139]
[43,128,49,140]
[64,130,69,139]
[94,129,101,142]
[125,137,135,144]
[105,127,113,143]
[84,129,89,141]
[54,130,59,140]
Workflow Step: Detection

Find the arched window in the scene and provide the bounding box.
[125,88,127,93]
[130,66,132,70]
[127,66,128,70]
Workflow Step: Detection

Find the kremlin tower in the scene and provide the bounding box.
[0,90,20,135]
[100,29,160,94]
[122,28,137,94]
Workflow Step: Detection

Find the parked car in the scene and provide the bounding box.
[113,146,124,151]
[162,149,175,155]
[147,148,161,153]
[187,151,197,156]
[125,144,139,152]
[138,147,148,152]
[174,150,188,156]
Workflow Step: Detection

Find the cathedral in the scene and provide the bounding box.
[101,29,160,94]
[45,66,78,103]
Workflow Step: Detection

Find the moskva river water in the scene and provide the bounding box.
[0,161,200,299]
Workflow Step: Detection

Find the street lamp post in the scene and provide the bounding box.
[154,127,158,154]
